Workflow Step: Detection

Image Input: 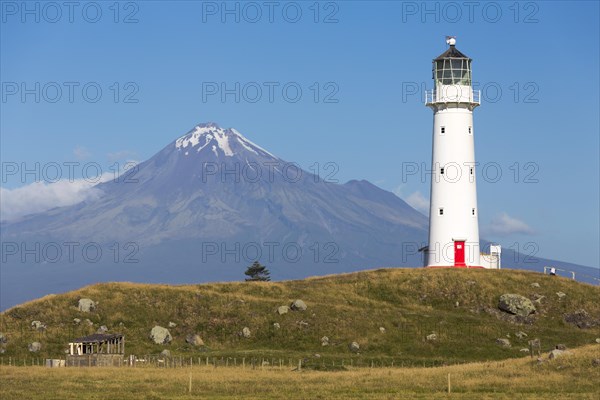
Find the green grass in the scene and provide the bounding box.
[0,268,598,364]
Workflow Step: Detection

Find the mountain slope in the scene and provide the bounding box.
[0,123,429,308]
[1,268,598,362]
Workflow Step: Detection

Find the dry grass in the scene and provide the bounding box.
[1,345,599,399]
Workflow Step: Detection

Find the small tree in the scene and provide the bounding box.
[244,261,271,282]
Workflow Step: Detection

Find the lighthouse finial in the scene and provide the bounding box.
[446,36,456,46]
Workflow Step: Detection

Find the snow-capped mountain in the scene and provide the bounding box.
[1,123,596,309]
[0,123,429,308]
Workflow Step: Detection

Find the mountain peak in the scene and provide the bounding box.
[175,123,277,159]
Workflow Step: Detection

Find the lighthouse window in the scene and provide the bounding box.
[440,167,445,175]
[468,126,472,134]
[440,126,446,135]
[470,167,474,175]
[439,208,444,216]
[472,208,476,216]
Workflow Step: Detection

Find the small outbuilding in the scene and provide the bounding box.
[66,333,124,367]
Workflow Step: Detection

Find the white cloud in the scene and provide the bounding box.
[394,185,430,214]
[405,191,430,214]
[73,145,91,160]
[107,150,138,163]
[0,175,111,222]
[486,212,535,236]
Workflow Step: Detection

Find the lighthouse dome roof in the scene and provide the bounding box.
[434,45,471,61]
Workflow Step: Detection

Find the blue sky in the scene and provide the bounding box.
[1,1,599,267]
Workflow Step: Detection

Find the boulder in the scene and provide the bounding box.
[78,298,96,312]
[297,320,309,327]
[520,348,530,353]
[149,326,172,345]
[185,334,204,347]
[160,349,171,358]
[290,299,307,311]
[0,333,6,344]
[515,331,528,339]
[564,309,598,329]
[321,336,329,346]
[96,325,109,334]
[592,358,600,367]
[496,338,511,348]
[596,338,600,344]
[556,292,566,299]
[549,349,571,359]
[28,342,42,352]
[531,282,540,288]
[379,327,386,334]
[426,333,438,342]
[349,342,360,353]
[276,306,289,315]
[73,318,81,325]
[498,294,536,317]
[273,323,281,329]
[31,321,46,331]
[242,327,251,338]
[168,322,177,328]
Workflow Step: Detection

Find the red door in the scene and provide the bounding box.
[454,241,466,267]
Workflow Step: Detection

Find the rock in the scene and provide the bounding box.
[379,327,386,333]
[276,306,289,315]
[85,319,94,326]
[531,282,540,288]
[297,320,309,327]
[555,344,567,350]
[242,327,251,338]
[496,338,511,348]
[533,294,546,304]
[96,325,108,334]
[596,338,600,344]
[455,301,460,308]
[498,294,536,317]
[515,331,528,339]
[168,322,177,328]
[0,348,5,354]
[548,349,571,359]
[28,342,42,352]
[0,333,6,344]
[31,321,46,331]
[73,318,81,325]
[78,298,96,312]
[520,348,530,353]
[314,353,321,358]
[273,323,280,329]
[321,336,329,346]
[185,334,204,347]
[149,326,172,345]
[290,299,307,311]
[556,292,566,299]
[426,333,438,342]
[349,342,360,353]
[564,309,598,329]
[160,349,171,358]
[592,358,600,367]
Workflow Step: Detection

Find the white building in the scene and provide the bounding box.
[421,38,499,268]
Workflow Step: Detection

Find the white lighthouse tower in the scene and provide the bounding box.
[424,37,481,268]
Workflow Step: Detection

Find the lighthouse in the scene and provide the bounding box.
[424,37,481,268]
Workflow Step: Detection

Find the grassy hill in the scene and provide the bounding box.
[1,268,598,363]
